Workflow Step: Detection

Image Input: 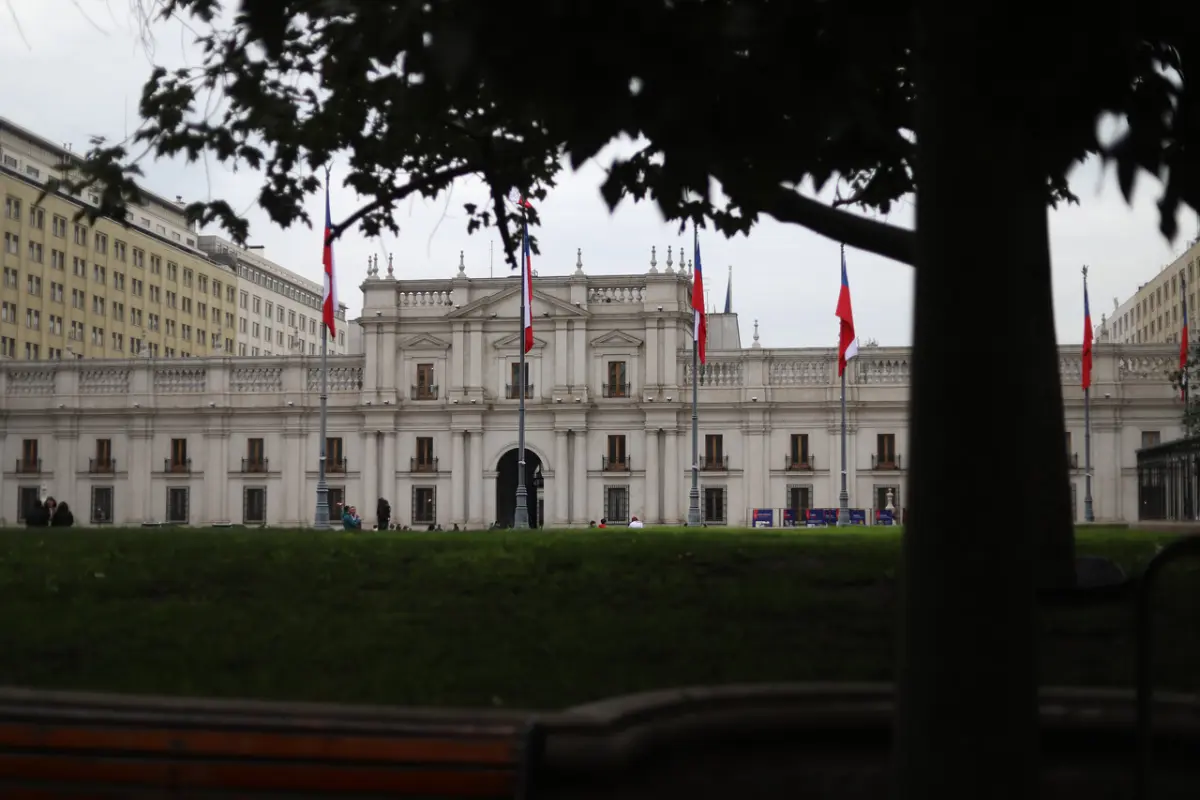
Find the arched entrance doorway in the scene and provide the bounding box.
[495,448,543,528]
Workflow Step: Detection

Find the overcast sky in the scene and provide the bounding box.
[2,1,1196,348]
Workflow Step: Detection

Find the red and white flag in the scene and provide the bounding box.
[321,180,338,339]
[519,200,534,353]
[836,246,858,377]
[692,225,707,365]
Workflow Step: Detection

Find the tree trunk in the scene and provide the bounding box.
[894,5,1076,798]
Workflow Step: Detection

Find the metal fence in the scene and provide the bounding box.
[1136,436,1200,521]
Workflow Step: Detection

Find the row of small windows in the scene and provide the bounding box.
[237,263,342,319]
[1,155,197,248]
[5,193,340,334]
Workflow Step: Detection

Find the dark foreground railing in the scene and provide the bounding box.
[2,683,1200,798]
[1137,436,1200,521]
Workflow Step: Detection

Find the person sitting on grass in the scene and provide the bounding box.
[598,518,607,528]
[51,501,74,528]
[342,505,362,530]
[628,516,644,529]
[24,498,50,528]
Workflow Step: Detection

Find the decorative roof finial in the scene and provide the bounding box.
[367,254,376,278]
[665,245,674,273]
[752,319,761,348]
[457,250,466,276]
[649,246,658,274]
[687,256,693,276]
[386,253,395,279]
[575,248,584,274]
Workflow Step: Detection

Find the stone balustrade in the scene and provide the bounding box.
[0,343,1175,411]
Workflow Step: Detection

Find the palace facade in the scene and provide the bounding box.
[0,266,1183,527]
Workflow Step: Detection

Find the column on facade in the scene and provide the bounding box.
[645,323,659,389]
[554,323,569,388]
[451,430,466,524]
[572,430,588,522]
[382,430,397,512]
[282,431,303,525]
[468,430,484,525]
[203,432,224,523]
[381,325,398,396]
[220,434,231,523]
[54,432,77,515]
[0,432,6,524]
[663,324,679,387]
[136,432,154,523]
[572,322,587,390]
[643,427,660,523]
[663,428,679,523]
[363,325,381,395]
[468,324,483,388]
[361,431,379,526]
[450,324,465,392]
[741,428,759,514]
[554,429,569,524]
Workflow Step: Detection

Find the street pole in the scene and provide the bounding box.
[688,342,701,525]
[313,166,333,530]
[1083,266,1094,523]
[838,367,850,526]
[513,203,531,529]
[314,282,331,529]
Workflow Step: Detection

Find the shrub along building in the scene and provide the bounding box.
[0,253,1182,528]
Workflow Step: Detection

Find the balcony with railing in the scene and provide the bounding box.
[505,383,534,400]
[164,458,192,475]
[602,455,632,472]
[326,457,348,474]
[89,458,115,474]
[784,454,816,471]
[700,455,729,472]
[241,458,269,474]
[871,454,903,471]
[602,382,631,399]
[412,384,439,401]
[16,458,41,474]
[411,457,439,473]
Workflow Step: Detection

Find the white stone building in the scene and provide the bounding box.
[0,265,1183,528]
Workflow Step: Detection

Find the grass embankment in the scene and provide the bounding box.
[0,526,1195,709]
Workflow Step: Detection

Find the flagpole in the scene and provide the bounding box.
[512,204,531,530]
[1083,265,1094,523]
[1182,273,1191,519]
[313,166,333,530]
[687,225,702,526]
[837,244,851,527]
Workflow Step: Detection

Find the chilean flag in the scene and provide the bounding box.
[692,225,707,364]
[836,246,858,377]
[321,180,338,339]
[1082,281,1093,390]
[520,201,534,354]
[1180,272,1189,400]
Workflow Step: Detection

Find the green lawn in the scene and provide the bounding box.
[0,526,1197,709]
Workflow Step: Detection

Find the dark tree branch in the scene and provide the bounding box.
[757,184,916,266]
[325,163,480,246]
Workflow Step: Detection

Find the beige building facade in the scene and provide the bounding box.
[0,267,1183,528]
[200,235,349,357]
[0,117,346,362]
[1108,238,1200,346]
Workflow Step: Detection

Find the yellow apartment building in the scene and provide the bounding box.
[0,117,238,360]
[1107,238,1200,346]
